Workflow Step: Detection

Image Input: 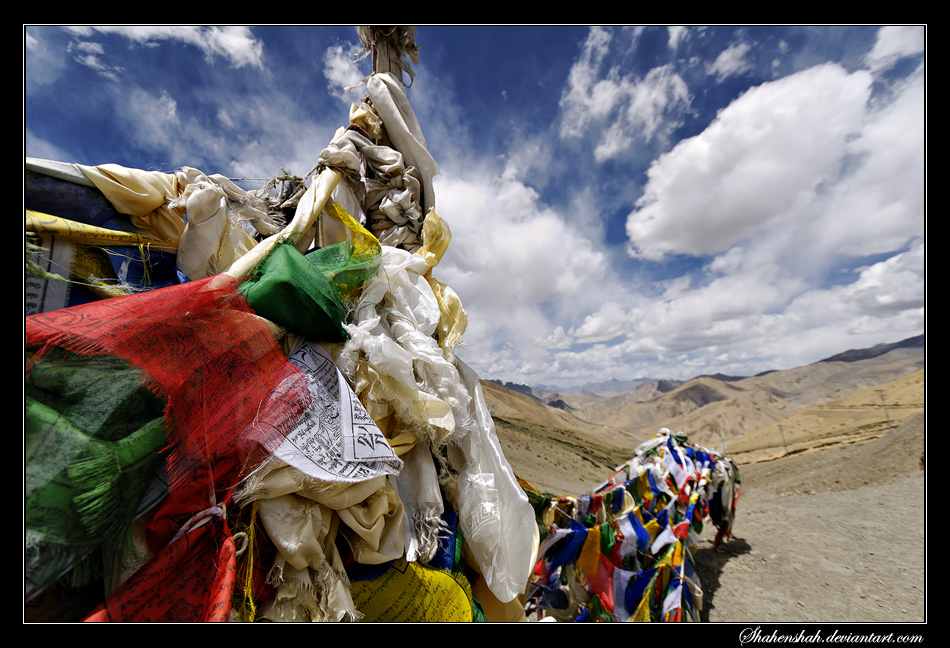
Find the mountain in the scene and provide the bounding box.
[480,380,634,495]
[818,334,924,363]
[545,335,923,445]
[726,367,925,462]
[487,380,545,402]
[570,377,651,397]
[484,335,925,494]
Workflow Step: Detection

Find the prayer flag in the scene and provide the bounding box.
[619,511,651,554]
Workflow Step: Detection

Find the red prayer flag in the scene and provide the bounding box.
[85,515,236,622]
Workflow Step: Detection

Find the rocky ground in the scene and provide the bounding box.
[692,411,926,624]
[499,401,927,625]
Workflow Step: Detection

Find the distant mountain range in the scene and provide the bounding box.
[490,334,925,398]
[483,334,925,493]
[818,334,925,364]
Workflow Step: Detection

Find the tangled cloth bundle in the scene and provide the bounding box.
[25,56,538,621]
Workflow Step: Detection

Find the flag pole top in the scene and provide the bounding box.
[356,26,420,85]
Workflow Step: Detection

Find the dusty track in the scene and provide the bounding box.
[694,411,926,623]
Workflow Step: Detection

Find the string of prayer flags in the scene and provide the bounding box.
[523,429,740,622]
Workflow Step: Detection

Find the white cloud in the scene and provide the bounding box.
[434,33,924,386]
[474,52,920,384]
[668,26,688,50]
[570,301,630,344]
[66,39,122,81]
[531,233,923,383]
[536,326,574,350]
[64,26,264,69]
[105,78,337,180]
[864,25,925,75]
[217,108,235,129]
[121,88,181,151]
[28,26,922,388]
[432,167,614,380]
[814,61,925,258]
[558,27,621,138]
[843,242,925,315]
[559,27,691,160]
[761,242,925,373]
[626,63,873,261]
[786,242,924,325]
[707,41,753,81]
[592,52,924,382]
[25,129,73,163]
[24,28,69,90]
[323,43,367,100]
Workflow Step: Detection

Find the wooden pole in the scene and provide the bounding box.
[878,390,895,431]
[225,26,418,279]
[373,30,399,78]
[359,26,418,85]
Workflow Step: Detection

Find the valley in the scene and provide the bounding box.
[480,334,927,622]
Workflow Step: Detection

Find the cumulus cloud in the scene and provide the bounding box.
[459,29,923,385]
[537,233,922,383]
[578,37,925,382]
[537,326,574,350]
[558,27,620,138]
[864,25,925,74]
[786,242,924,325]
[559,27,691,160]
[570,301,631,344]
[813,63,924,259]
[432,166,613,380]
[626,62,874,261]
[25,26,923,388]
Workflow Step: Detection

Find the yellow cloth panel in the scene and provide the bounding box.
[350,558,474,622]
[78,163,186,243]
[25,210,177,248]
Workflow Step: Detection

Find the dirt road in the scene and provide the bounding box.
[693,412,926,624]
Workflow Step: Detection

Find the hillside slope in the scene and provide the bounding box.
[694,409,925,622]
[546,339,924,449]
[481,336,926,622]
[484,336,924,494]
[726,368,924,462]
[480,380,637,495]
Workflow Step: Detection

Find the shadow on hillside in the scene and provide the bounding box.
[692,535,752,622]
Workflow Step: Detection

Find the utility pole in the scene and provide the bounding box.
[778,424,789,457]
[878,390,894,431]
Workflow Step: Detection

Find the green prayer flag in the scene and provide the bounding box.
[25,349,167,595]
[239,239,380,342]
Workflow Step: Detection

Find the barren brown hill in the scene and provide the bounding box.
[486,338,924,494]
[484,336,926,622]
[727,368,925,463]
[542,337,924,450]
[693,405,925,623]
[480,379,636,495]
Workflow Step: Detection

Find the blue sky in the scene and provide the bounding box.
[24,25,926,388]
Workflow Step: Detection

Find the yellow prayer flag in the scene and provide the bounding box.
[576,524,602,579]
